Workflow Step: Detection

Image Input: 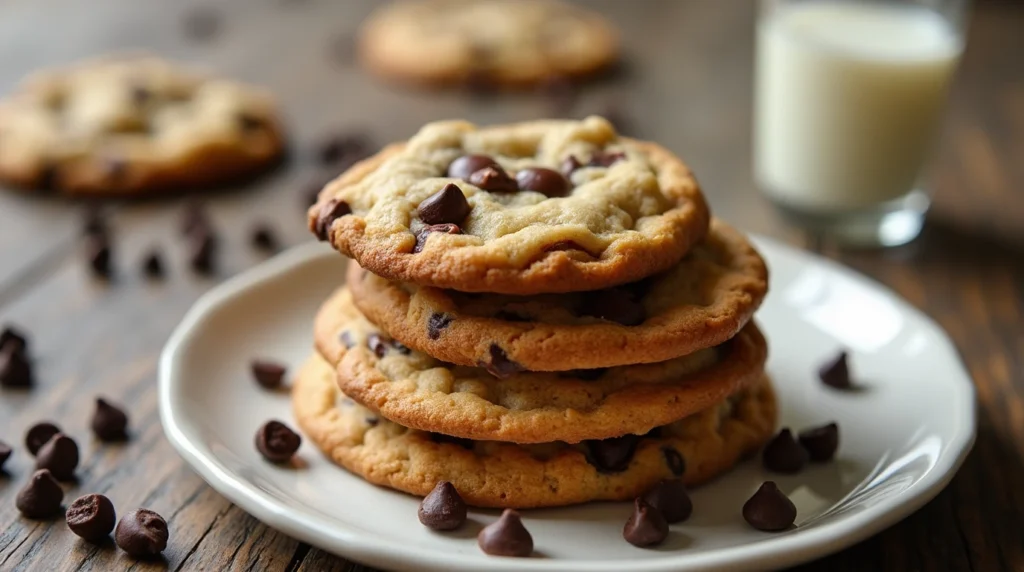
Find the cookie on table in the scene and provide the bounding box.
[308,117,710,295]
[293,352,777,509]
[349,220,768,371]
[358,0,619,88]
[313,287,767,444]
[0,55,285,196]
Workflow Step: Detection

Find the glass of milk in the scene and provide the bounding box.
[754,0,968,246]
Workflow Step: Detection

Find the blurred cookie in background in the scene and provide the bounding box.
[0,55,285,196]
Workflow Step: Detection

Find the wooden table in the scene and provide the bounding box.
[0,1,1020,570]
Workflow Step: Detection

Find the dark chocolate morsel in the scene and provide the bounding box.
[413,223,461,254]
[762,428,809,474]
[589,150,627,168]
[743,481,797,532]
[468,166,518,192]
[418,481,467,531]
[141,250,164,278]
[251,360,287,389]
[585,434,641,473]
[798,422,839,462]
[91,398,129,442]
[479,344,523,379]
[189,229,217,275]
[15,469,63,519]
[581,288,646,326]
[0,440,11,471]
[560,155,583,177]
[67,493,117,543]
[477,509,533,557]
[447,154,499,181]
[115,509,169,557]
[418,183,471,225]
[250,224,278,251]
[819,351,852,389]
[367,333,389,358]
[427,313,453,340]
[315,199,352,240]
[24,422,61,456]
[622,498,669,547]
[86,235,112,278]
[0,345,33,388]
[662,446,686,477]
[255,420,302,463]
[0,325,28,354]
[35,433,79,481]
[641,479,692,524]
[515,167,570,197]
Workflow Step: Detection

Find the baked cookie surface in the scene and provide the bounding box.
[293,352,776,508]
[313,287,767,444]
[309,117,710,295]
[349,219,768,371]
[358,0,619,88]
[0,55,284,195]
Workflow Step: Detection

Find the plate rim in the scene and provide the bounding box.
[159,236,977,572]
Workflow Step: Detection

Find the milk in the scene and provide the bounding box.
[755,2,963,211]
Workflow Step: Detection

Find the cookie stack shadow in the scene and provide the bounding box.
[293,118,775,509]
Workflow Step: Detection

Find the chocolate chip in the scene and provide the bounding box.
[24,422,60,456]
[560,155,583,177]
[819,351,851,389]
[642,479,692,524]
[188,230,216,275]
[515,167,570,197]
[762,428,809,474]
[366,333,389,358]
[743,481,797,532]
[115,509,169,558]
[446,155,497,181]
[85,235,112,278]
[251,360,287,389]
[586,434,641,473]
[418,481,467,531]
[468,166,518,192]
[15,469,63,519]
[92,398,129,442]
[623,498,669,547]
[418,183,471,225]
[589,150,627,168]
[314,199,352,240]
[581,288,646,326]
[479,344,523,379]
[255,420,301,463]
[430,433,475,450]
[316,133,371,166]
[662,446,686,477]
[339,330,355,349]
[67,494,117,543]
[427,313,453,340]
[182,7,221,42]
[0,325,28,354]
[35,433,79,481]
[0,345,32,387]
[414,223,461,253]
[250,224,278,251]
[0,441,11,471]
[798,422,839,462]
[478,509,533,557]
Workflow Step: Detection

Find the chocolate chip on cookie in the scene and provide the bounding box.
[24,422,60,456]
[447,154,499,181]
[581,288,646,326]
[623,498,669,547]
[762,428,808,474]
[418,481,467,531]
[367,334,389,358]
[251,360,287,389]
[67,493,117,543]
[315,199,353,240]
[0,344,33,388]
[590,150,627,168]
[560,155,584,177]
[35,433,79,481]
[642,479,692,524]
[15,469,63,519]
[115,509,169,558]
[92,398,130,442]
[798,422,839,462]
[427,313,453,340]
[418,183,471,225]
[586,434,641,473]
[515,167,570,197]
[478,509,533,557]
[413,223,461,253]
[479,344,523,379]
[743,482,796,532]
[819,351,852,389]
[255,420,302,463]
[468,166,518,192]
[662,446,686,477]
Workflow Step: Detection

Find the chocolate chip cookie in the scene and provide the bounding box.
[308,117,710,295]
[349,219,768,371]
[358,0,619,88]
[0,55,285,195]
[292,352,777,508]
[313,287,767,444]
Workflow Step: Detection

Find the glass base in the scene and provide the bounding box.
[770,189,930,248]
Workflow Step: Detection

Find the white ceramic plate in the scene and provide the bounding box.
[159,237,975,572]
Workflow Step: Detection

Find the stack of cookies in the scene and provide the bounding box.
[294,116,774,510]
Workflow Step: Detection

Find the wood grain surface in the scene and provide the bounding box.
[0,1,1021,571]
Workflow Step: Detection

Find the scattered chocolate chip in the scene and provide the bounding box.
[798,423,839,462]
[0,440,11,471]
[92,398,129,442]
[478,509,533,557]
[430,433,475,450]
[418,184,471,225]
[623,498,669,547]
[468,166,518,192]
[67,494,117,543]
[255,420,301,463]
[762,428,809,474]
[0,344,32,388]
[586,434,641,473]
[182,7,221,42]
[418,481,467,531]
[24,422,61,456]
[447,154,500,181]
[316,133,371,166]
[642,479,692,524]
[115,509,169,558]
[250,224,278,251]
[314,199,352,240]
[427,313,453,340]
[0,325,28,354]
[819,351,851,389]
[581,288,646,326]
[251,360,287,389]
[85,235,112,278]
[743,481,797,532]
[35,433,79,481]
[188,230,217,275]
[413,223,461,254]
[560,155,583,177]
[339,330,355,349]
[479,344,523,379]
[515,167,570,197]
[15,469,63,519]
[237,112,265,132]
[141,250,164,279]
[590,150,627,168]
[662,446,686,477]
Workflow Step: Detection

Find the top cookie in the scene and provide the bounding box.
[358,0,619,88]
[0,55,285,195]
[309,117,710,294]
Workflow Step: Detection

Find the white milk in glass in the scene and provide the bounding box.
[755,2,963,211]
